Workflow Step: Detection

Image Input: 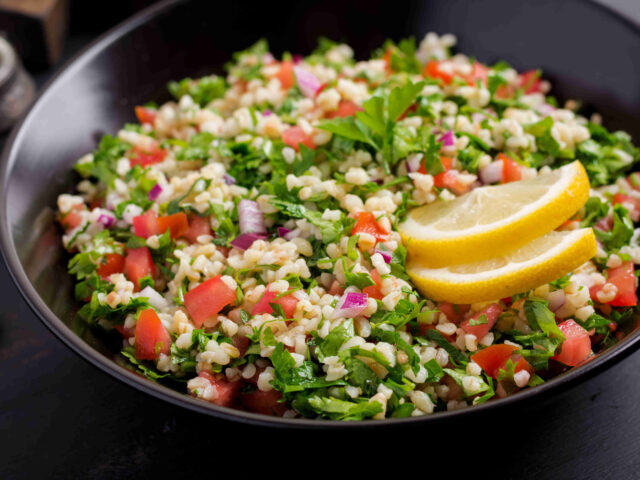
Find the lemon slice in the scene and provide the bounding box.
[407,228,596,304]
[399,161,590,267]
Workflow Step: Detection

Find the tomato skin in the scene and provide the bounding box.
[326,100,363,119]
[124,247,155,292]
[59,204,84,230]
[239,389,287,416]
[362,268,384,300]
[461,303,502,340]
[425,157,472,195]
[282,126,316,152]
[129,146,167,167]
[135,106,157,125]
[182,215,212,243]
[466,62,489,86]
[518,70,542,94]
[183,275,237,327]
[97,253,126,278]
[437,302,470,324]
[157,212,190,239]
[471,344,519,378]
[499,153,522,183]
[133,210,162,238]
[612,193,640,221]
[351,211,390,243]
[252,288,298,318]
[274,60,295,89]
[553,320,591,367]
[134,308,171,360]
[197,371,242,407]
[590,262,638,307]
[328,280,345,296]
[423,60,453,84]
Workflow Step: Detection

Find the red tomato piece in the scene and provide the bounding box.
[182,214,212,243]
[157,212,190,239]
[132,210,162,238]
[240,389,287,416]
[124,247,155,292]
[466,62,489,86]
[282,126,316,152]
[134,308,171,360]
[430,157,471,195]
[351,211,390,243]
[499,153,522,183]
[274,60,295,89]
[135,106,157,125]
[553,320,591,367]
[252,288,298,318]
[328,280,345,296]
[97,253,126,278]
[594,215,613,233]
[471,344,519,378]
[114,324,135,339]
[590,262,638,307]
[382,48,393,73]
[183,275,237,327]
[461,303,502,340]
[518,70,542,94]
[129,146,167,168]
[59,204,84,230]
[197,371,242,407]
[423,60,453,85]
[437,302,470,324]
[362,268,384,300]
[326,100,363,119]
[612,193,640,221]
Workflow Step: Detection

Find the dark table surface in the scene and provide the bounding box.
[3,2,640,478]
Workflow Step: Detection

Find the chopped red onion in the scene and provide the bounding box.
[374,249,392,264]
[238,199,266,234]
[97,213,116,228]
[277,227,291,237]
[292,54,303,65]
[333,292,369,319]
[224,174,236,185]
[547,290,566,312]
[263,52,275,64]
[284,229,300,241]
[438,130,455,147]
[471,113,485,124]
[263,109,272,116]
[293,66,322,98]
[148,183,163,201]
[537,103,556,116]
[479,161,503,184]
[230,233,268,250]
[406,155,422,173]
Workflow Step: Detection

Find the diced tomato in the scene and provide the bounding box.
[552,320,591,367]
[132,210,162,238]
[429,156,471,195]
[471,344,519,378]
[197,371,242,407]
[594,215,613,233]
[252,287,298,318]
[183,275,237,327]
[590,262,638,307]
[182,214,212,243]
[499,153,522,183]
[134,308,171,360]
[59,204,84,230]
[362,268,384,300]
[437,302,470,324]
[627,172,640,190]
[461,303,502,340]
[612,193,640,221]
[351,211,390,243]
[157,212,190,239]
[274,60,295,89]
[135,106,157,125]
[466,62,489,86]
[496,353,534,377]
[239,388,287,416]
[518,70,542,94]
[124,247,155,292]
[423,60,454,85]
[282,126,316,152]
[114,324,135,339]
[326,100,363,119]
[328,280,345,296]
[129,146,167,168]
[97,253,125,278]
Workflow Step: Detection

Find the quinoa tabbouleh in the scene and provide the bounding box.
[57,33,640,420]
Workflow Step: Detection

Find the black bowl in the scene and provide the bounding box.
[2,0,640,428]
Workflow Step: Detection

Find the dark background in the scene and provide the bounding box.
[2,1,640,478]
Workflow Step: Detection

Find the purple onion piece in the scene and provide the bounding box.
[292,54,303,65]
[97,213,116,228]
[230,233,268,251]
[224,174,236,185]
[374,249,392,264]
[148,183,163,201]
[263,109,272,117]
[333,292,369,319]
[277,227,291,238]
[547,290,566,312]
[238,199,266,234]
[438,130,455,147]
[406,155,422,173]
[293,66,322,98]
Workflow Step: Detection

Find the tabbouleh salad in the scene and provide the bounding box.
[57,33,640,420]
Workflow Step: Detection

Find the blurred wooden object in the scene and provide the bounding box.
[0,0,69,70]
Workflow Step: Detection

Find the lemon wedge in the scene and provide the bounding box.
[407,228,596,304]
[399,161,590,267]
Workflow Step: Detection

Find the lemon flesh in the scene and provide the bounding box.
[399,161,590,267]
[407,228,596,304]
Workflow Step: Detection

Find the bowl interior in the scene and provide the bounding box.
[3,0,640,425]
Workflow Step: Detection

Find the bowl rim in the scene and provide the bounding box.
[2,0,640,428]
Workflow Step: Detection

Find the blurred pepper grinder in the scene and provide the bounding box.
[0,0,70,131]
